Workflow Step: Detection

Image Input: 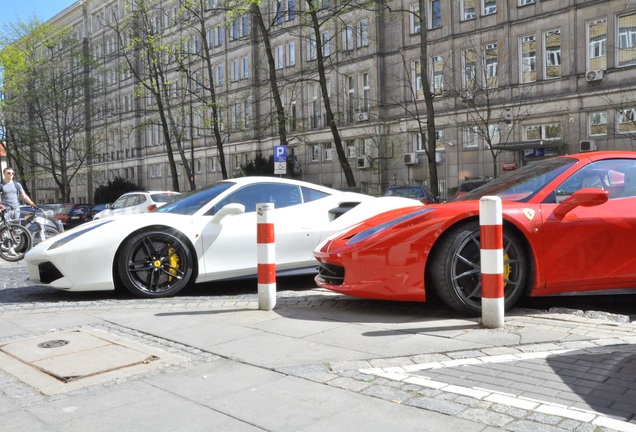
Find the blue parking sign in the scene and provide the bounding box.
[274,145,287,175]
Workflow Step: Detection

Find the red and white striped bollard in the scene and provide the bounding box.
[479,196,504,328]
[257,203,276,311]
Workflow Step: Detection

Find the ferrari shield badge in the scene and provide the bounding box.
[522,208,535,221]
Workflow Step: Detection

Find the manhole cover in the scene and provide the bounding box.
[37,340,69,349]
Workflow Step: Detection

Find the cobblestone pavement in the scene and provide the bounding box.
[2,259,636,431]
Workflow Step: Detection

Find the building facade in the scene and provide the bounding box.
[17,0,636,203]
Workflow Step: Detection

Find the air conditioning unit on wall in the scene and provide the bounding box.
[357,156,370,169]
[403,153,419,165]
[579,140,597,152]
[357,112,369,122]
[586,70,604,82]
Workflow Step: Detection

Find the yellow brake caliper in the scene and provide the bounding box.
[503,252,512,289]
[167,247,179,281]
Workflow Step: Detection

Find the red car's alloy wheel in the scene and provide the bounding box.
[431,221,528,316]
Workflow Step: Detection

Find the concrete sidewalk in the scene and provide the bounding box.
[1,260,636,431]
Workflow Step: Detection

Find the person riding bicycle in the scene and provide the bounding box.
[1,167,35,220]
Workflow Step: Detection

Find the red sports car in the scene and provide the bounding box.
[314,151,636,315]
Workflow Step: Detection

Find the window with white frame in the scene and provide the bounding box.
[463,48,477,90]
[361,73,369,112]
[232,59,239,81]
[589,112,608,136]
[436,130,445,148]
[618,107,636,134]
[276,45,284,69]
[525,123,562,140]
[362,138,373,156]
[484,43,498,87]
[346,140,356,158]
[347,75,355,123]
[287,41,295,66]
[431,55,444,94]
[358,20,369,47]
[430,0,441,29]
[322,31,330,56]
[519,0,534,5]
[208,157,216,172]
[311,144,320,161]
[308,34,317,60]
[414,60,423,99]
[587,18,607,70]
[343,25,354,51]
[287,0,295,20]
[464,126,478,148]
[544,29,561,79]
[217,64,223,85]
[415,132,423,151]
[483,0,496,15]
[617,13,636,67]
[216,25,223,46]
[520,35,536,83]
[462,0,475,20]
[410,4,420,34]
[243,56,249,78]
[486,124,501,148]
[324,143,333,161]
[241,15,250,37]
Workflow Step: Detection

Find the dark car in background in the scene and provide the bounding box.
[384,184,437,204]
[86,203,111,221]
[453,179,491,200]
[54,204,91,228]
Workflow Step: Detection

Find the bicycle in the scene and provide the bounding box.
[18,206,63,245]
[0,207,33,262]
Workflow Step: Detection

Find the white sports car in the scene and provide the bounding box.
[25,177,419,298]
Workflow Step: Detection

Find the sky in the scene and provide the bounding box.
[0,0,77,27]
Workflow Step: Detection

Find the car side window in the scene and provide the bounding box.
[112,196,127,209]
[301,186,329,203]
[550,159,636,203]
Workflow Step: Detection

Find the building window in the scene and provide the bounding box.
[208,157,216,172]
[324,143,333,161]
[361,73,370,113]
[410,4,420,34]
[287,0,295,20]
[343,25,354,51]
[519,0,534,5]
[525,123,562,140]
[347,75,355,123]
[346,140,356,158]
[462,0,475,20]
[520,35,536,83]
[544,29,561,79]
[216,26,223,47]
[308,34,317,60]
[464,126,478,148]
[430,0,441,29]
[287,41,295,66]
[431,55,444,94]
[276,45,284,69]
[589,112,608,136]
[322,31,330,57]
[232,59,239,81]
[483,0,496,16]
[414,60,423,99]
[617,13,636,67]
[217,65,224,85]
[618,107,636,134]
[587,18,607,70]
[357,20,369,47]
[484,43,498,88]
[415,132,423,151]
[463,48,477,90]
[243,56,249,79]
[311,144,320,161]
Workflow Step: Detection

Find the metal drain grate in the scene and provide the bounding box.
[37,340,69,349]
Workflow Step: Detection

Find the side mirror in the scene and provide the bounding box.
[211,203,245,223]
[553,188,608,219]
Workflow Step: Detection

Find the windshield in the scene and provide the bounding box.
[156,181,235,215]
[455,157,576,202]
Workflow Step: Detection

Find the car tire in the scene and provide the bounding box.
[117,229,194,298]
[430,220,528,316]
